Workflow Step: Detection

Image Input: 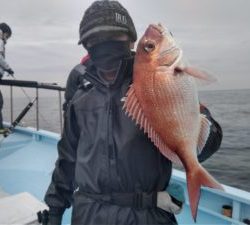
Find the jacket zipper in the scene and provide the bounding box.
[107,89,119,189]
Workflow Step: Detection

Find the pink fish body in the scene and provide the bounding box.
[124,24,224,221]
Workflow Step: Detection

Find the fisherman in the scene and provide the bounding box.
[0,23,14,134]
[43,1,222,225]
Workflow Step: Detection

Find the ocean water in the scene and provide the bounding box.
[199,89,250,192]
[2,89,250,192]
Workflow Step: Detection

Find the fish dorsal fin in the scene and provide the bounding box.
[123,84,182,165]
[197,114,212,154]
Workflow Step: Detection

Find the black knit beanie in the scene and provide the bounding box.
[78,0,137,47]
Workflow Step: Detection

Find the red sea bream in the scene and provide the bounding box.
[123,24,224,221]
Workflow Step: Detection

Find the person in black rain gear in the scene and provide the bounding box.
[43,1,223,225]
[0,23,14,134]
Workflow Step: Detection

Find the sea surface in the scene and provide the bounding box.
[2,89,250,192]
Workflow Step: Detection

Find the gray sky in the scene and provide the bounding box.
[1,0,250,91]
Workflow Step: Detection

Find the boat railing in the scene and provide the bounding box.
[173,169,250,224]
[0,79,65,133]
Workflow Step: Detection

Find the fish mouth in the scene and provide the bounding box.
[150,24,166,35]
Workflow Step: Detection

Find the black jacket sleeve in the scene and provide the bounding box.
[198,104,223,162]
[44,102,80,214]
[63,64,87,112]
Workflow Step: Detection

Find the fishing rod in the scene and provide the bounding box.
[3,98,37,138]
[0,97,37,144]
[8,73,32,101]
[7,73,52,128]
[0,73,61,144]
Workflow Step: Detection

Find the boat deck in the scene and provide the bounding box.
[0,126,250,224]
[0,127,58,200]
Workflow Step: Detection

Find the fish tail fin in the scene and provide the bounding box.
[187,166,224,221]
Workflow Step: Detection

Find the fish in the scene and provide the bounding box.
[123,24,224,221]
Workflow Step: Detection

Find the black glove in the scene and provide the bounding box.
[37,209,63,225]
[5,68,14,76]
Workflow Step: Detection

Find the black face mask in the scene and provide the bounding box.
[88,40,131,72]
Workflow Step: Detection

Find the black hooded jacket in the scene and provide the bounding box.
[44,56,222,225]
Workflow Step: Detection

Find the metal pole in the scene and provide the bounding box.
[10,86,13,123]
[36,88,39,130]
[58,90,63,134]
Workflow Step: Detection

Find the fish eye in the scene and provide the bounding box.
[144,41,156,53]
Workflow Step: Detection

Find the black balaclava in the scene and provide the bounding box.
[88,40,131,83]
[88,40,131,71]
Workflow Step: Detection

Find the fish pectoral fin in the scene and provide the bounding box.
[177,66,217,85]
[123,84,182,165]
[187,166,224,221]
[197,114,212,154]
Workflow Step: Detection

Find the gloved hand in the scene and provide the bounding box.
[5,68,14,76]
[37,209,63,225]
[157,182,185,214]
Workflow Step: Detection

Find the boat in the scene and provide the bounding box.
[0,79,250,225]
